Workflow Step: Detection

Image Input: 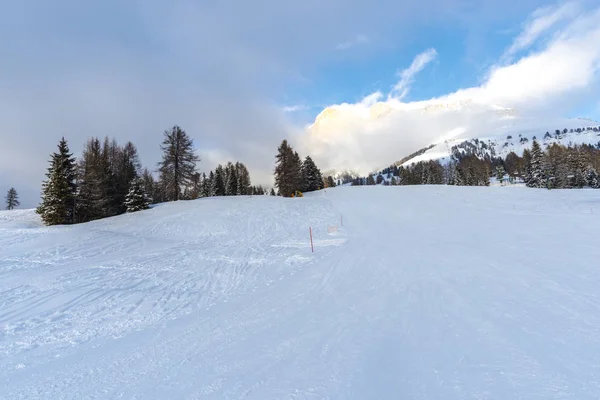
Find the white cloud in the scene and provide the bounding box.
[503,1,581,60]
[390,48,438,100]
[282,105,307,113]
[335,34,369,50]
[301,2,600,175]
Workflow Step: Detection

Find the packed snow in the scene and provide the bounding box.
[1,186,600,399]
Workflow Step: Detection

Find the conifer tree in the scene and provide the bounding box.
[527,140,545,188]
[214,165,226,196]
[157,125,200,201]
[325,176,336,188]
[236,162,252,195]
[496,166,505,185]
[366,175,376,185]
[274,140,302,197]
[199,172,210,197]
[270,188,276,196]
[125,178,151,212]
[37,137,77,225]
[5,188,19,210]
[204,171,215,197]
[586,167,600,188]
[522,149,532,185]
[225,162,238,196]
[141,168,156,204]
[301,156,323,192]
[188,172,202,199]
[76,137,113,222]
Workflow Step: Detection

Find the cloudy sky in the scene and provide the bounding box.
[1,0,600,207]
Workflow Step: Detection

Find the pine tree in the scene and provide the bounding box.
[270,188,276,196]
[586,167,600,188]
[157,125,200,201]
[204,171,215,197]
[225,162,238,196]
[366,175,376,185]
[214,165,226,196]
[37,137,77,225]
[236,162,252,195]
[76,137,114,222]
[141,168,156,204]
[188,172,202,199]
[325,176,336,188]
[125,178,151,212]
[199,173,209,197]
[522,149,532,185]
[527,140,545,188]
[301,156,323,192]
[496,166,505,185]
[5,188,19,210]
[274,140,302,197]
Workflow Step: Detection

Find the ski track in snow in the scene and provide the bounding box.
[1,187,600,399]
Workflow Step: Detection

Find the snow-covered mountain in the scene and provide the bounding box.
[399,117,600,166]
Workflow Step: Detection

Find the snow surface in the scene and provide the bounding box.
[2,187,600,399]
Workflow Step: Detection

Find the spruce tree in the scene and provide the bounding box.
[366,175,376,185]
[125,178,151,212]
[586,167,600,188]
[326,176,336,188]
[496,166,505,185]
[37,137,77,225]
[76,137,113,222]
[5,188,19,210]
[199,172,209,197]
[301,156,323,192]
[527,140,545,188]
[204,171,215,197]
[225,162,238,196]
[141,168,156,204]
[157,125,200,201]
[274,140,302,197]
[522,149,532,185]
[236,162,252,195]
[270,188,276,196]
[214,165,226,196]
[188,172,202,199]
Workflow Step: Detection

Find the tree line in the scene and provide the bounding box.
[353,139,600,188]
[36,125,263,226]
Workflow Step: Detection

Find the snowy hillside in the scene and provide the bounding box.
[401,117,600,166]
[2,187,600,398]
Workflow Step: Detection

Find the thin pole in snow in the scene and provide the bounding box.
[309,226,314,253]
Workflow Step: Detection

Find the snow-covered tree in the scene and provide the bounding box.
[586,167,600,188]
[496,166,505,185]
[526,140,545,188]
[5,187,19,210]
[37,137,77,225]
[125,178,151,212]
[301,156,323,193]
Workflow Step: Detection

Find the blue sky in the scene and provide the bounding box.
[1,0,600,207]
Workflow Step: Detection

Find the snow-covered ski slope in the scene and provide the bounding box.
[2,187,600,399]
